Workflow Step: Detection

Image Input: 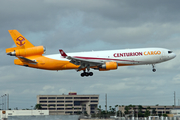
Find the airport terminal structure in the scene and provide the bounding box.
[37,92,99,115]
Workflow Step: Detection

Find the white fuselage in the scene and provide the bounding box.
[45,48,176,66]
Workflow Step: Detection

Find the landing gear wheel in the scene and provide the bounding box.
[81,73,85,77]
[85,72,89,77]
[152,64,156,72]
[152,69,156,72]
[89,72,93,76]
[80,68,93,77]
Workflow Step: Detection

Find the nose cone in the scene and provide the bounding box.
[172,53,176,58]
[170,53,176,59]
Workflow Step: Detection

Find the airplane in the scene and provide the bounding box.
[6,30,176,77]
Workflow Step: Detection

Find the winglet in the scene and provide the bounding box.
[59,49,67,57]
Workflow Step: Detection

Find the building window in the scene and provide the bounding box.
[91,97,98,99]
[91,108,95,110]
[91,111,95,113]
[74,97,80,99]
[40,101,47,103]
[74,97,89,99]
[65,104,73,106]
[65,101,72,103]
[91,101,98,102]
[41,108,47,110]
[74,101,81,106]
[57,104,64,106]
[49,108,56,110]
[90,104,97,107]
[57,101,64,103]
[57,97,64,99]
[40,97,47,99]
[49,104,56,107]
[48,97,56,99]
[41,104,47,106]
[65,97,73,99]
[57,108,64,110]
[66,108,73,110]
[48,101,56,103]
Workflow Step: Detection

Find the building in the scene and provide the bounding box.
[0,110,49,119]
[37,92,99,115]
[119,105,180,116]
[169,109,180,117]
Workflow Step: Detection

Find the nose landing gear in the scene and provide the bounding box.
[152,64,156,72]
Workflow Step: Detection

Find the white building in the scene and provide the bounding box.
[0,110,49,119]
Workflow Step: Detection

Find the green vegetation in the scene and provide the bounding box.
[91,104,168,118]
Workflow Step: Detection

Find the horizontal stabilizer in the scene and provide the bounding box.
[18,56,37,64]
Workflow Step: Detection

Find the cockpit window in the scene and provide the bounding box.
[168,51,173,54]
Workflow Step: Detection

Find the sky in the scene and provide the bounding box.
[1,0,180,110]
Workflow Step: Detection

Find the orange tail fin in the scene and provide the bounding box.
[6,30,35,53]
[8,30,34,48]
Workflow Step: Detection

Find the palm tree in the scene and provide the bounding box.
[105,105,107,113]
[115,105,118,116]
[109,106,112,111]
[147,106,151,115]
[125,106,130,115]
[164,106,166,114]
[99,105,101,110]
[155,104,159,115]
[132,105,136,117]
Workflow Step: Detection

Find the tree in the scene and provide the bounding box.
[144,107,151,117]
[144,109,150,117]
[152,108,156,115]
[138,105,143,113]
[164,106,166,114]
[99,105,101,110]
[115,105,118,116]
[163,114,168,117]
[124,106,130,114]
[138,105,144,117]
[109,106,112,111]
[132,105,136,117]
[35,104,42,110]
[147,106,151,115]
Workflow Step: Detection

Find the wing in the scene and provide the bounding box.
[59,49,103,71]
[18,56,37,65]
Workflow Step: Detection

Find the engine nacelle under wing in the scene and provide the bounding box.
[99,61,118,71]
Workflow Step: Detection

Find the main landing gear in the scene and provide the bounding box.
[81,70,93,77]
[152,64,156,72]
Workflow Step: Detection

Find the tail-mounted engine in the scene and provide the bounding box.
[99,61,118,71]
[7,46,45,57]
